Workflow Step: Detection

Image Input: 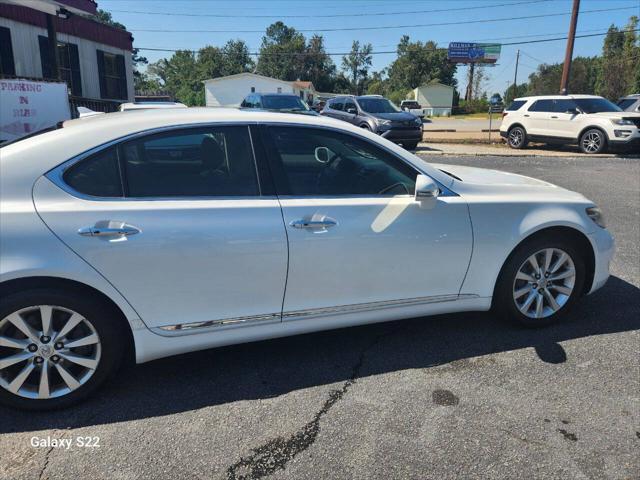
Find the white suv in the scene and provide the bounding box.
[500,95,640,154]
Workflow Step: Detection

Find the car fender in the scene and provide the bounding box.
[461,202,595,298]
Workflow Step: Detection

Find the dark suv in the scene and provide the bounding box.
[321,95,423,149]
[240,93,318,115]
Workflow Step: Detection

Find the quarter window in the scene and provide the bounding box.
[506,100,526,111]
[120,127,259,197]
[267,127,417,196]
[63,147,123,197]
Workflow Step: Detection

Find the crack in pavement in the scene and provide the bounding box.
[38,431,56,480]
[226,326,402,480]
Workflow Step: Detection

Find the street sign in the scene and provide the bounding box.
[448,43,502,64]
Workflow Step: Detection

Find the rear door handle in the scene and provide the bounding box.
[550,116,558,119]
[523,114,530,117]
[290,218,337,230]
[78,221,141,237]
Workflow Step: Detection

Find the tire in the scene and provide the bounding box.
[494,235,586,327]
[360,123,372,131]
[404,141,419,150]
[507,126,528,149]
[579,128,607,154]
[0,288,125,410]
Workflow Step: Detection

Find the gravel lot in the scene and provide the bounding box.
[1,154,638,480]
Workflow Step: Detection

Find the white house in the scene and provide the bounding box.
[411,83,454,116]
[204,72,316,107]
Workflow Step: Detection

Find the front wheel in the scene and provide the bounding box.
[507,126,528,149]
[0,289,125,410]
[579,128,607,154]
[495,236,586,327]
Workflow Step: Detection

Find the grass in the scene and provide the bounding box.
[435,112,503,120]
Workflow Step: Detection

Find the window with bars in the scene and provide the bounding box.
[97,50,127,100]
[38,36,82,96]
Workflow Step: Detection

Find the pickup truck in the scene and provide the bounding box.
[400,100,428,119]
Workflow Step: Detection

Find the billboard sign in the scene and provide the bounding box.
[0,79,71,143]
[448,42,502,64]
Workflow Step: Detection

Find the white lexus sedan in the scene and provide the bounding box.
[0,109,614,409]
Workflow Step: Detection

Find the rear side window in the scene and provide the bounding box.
[528,100,554,112]
[121,126,259,197]
[63,147,123,197]
[62,126,260,198]
[506,100,526,111]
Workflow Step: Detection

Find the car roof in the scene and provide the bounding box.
[513,94,605,101]
[253,93,299,97]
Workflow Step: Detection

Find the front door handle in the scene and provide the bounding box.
[78,221,141,237]
[550,115,558,119]
[290,218,337,230]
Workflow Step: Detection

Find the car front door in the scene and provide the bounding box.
[33,125,288,330]
[343,99,359,126]
[261,125,473,318]
[548,99,582,140]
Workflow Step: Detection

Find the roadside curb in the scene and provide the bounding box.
[416,144,639,159]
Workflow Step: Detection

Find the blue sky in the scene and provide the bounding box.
[99,0,640,96]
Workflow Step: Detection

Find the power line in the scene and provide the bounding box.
[110,0,552,19]
[128,6,638,33]
[135,28,640,56]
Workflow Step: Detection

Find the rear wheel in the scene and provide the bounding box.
[579,128,606,154]
[0,289,125,410]
[495,236,585,327]
[507,126,528,149]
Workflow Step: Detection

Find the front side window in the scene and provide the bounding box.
[267,127,417,196]
[617,99,636,110]
[573,97,622,113]
[121,127,259,197]
[344,100,357,112]
[553,99,578,113]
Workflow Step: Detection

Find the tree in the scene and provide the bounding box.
[622,16,640,94]
[303,35,336,92]
[341,41,373,95]
[257,22,306,81]
[527,57,599,96]
[503,83,528,103]
[387,36,457,93]
[596,24,627,100]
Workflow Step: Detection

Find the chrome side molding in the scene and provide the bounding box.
[154,294,479,336]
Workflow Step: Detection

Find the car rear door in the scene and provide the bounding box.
[261,125,472,318]
[525,99,553,136]
[33,125,288,330]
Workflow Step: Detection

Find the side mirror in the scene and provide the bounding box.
[346,107,357,115]
[415,174,439,207]
[314,146,331,163]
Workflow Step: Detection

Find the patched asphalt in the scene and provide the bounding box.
[1,154,638,480]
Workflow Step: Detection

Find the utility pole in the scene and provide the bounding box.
[511,49,520,102]
[560,0,580,95]
[465,62,475,101]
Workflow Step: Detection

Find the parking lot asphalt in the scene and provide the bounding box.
[1,155,638,480]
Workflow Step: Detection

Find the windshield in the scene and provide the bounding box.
[262,96,309,111]
[573,98,622,113]
[357,98,400,114]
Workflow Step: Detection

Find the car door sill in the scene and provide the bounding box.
[153,294,478,336]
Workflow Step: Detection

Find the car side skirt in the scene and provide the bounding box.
[135,295,490,363]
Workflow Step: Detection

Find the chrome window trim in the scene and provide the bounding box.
[152,294,479,337]
[262,122,457,197]
[45,122,264,202]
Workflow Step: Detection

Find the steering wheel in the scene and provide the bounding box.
[378,182,410,195]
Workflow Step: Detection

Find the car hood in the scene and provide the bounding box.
[369,111,417,121]
[431,163,589,202]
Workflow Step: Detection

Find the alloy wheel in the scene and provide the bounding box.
[509,128,523,147]
[512,248,576,319]
[581,131,602,153]
[0,305,101,399]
